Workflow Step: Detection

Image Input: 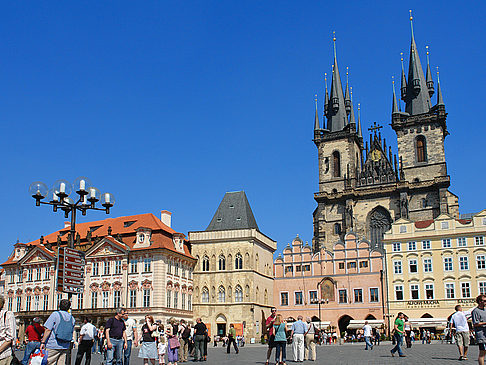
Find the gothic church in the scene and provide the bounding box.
[312,17,459,252]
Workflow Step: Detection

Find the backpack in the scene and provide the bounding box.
[182,326,191,339]
[55,311,74,342]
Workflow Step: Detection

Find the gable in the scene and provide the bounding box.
[86,237,128,258]
[18,247,54,266]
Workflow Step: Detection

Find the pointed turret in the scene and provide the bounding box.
[425,45,434,97]
[436,67,444,106]
[357,103,362,138]
[349,87,356,126]
[392,77,400,115]
[344,67,351,116]
[323,73,329,118]
[400,53,407,100]
[314,94,320,131]
[327,33,348,132]
[404,11,432,115]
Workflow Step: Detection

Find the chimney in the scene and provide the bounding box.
[64,221,71,228]
[161,210,172,228]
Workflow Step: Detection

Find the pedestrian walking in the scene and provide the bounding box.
[166,318,179,365]
[192,318,206,362]
[0,295,17,365]
[123,311,138,365]
[303,318,317,361]
[75,317,96,365]
[98,327,105,354]
[472,295,486,365]
[226,324,238,354]
[273,315,287,365]
[157,335,167,365]
[178,320,190,362]
[265,308,277,365]
[21,317,44,365]
[92,326,99,354]
[290,315,307,362]
[105,308,128,365]
[138,315,158,365]
[404,316,412,348]
[39,299,76,365]
[390,312,406,358]
[450,305,471,361]
[362,321,373,350]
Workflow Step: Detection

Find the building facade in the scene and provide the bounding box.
[312,18,458,253]
[383,210,486,329]
[274,232,385,335]
[1,211,196,339]
[189,191,276,341]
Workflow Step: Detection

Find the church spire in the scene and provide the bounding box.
[345,67,351,116]
[392,76,399,115]
[357,103,362,138]
[314,94,320,131]
[400,52,407,100]
[349,86,356,125]
[404,10,432,115]
[323,73,329,118]
[425,45,435,97]
[327,32,348,132]
[436,67,444,106]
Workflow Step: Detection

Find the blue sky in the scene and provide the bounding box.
[1,1,485,262]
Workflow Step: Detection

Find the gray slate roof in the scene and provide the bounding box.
[206,191,259,231]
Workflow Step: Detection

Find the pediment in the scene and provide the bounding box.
[19,247,54,266]
[86,237,128,258]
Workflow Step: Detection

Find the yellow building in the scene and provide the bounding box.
[383,210,486,330]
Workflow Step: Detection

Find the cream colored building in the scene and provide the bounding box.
[383,210,486,330]
[189,191,276,341]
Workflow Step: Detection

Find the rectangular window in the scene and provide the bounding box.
[174,291,178,308]
[303,264,310,272]
[281,292,289,306]
[77,294,83,310]
[16,297,22,312]
[400,225,407,233]
[9,271,14,284]
[395,285,404,301]
[476,236,485,246]
[144,258,151,273]
[444,257,453,271]
[188,294,192,311]
[175,262,180,276]
[422,240,431,250]
[92,262,99,276]
[338,289,348,304]
[445,283,455,299]
[181,293,186,310]
[393,260,402,274]
[459,256,469,271]
[478,255,486,270]
[408,241,416,251]
[457,237,467,247]
[104,261,110,276]
[43,295,48,311]
[309,290,318,304]
[130,290,137,308]
[34,295,40,310]
[461,282,471,298]
[354,289,363,303]
[115,261,122,275]
[36,268,42,281]
[27,269,33,282]
[26,296,31,311]
[370,288,379,303]
[442,238,451,248]
[410,284,419,300]
[168,291,172,308]
[168,260,172,274]
[392,243,401,252]
[359,261,368,269]
[130,259,138,273]
[347,262,357,269]
[91,292,98,309]
[182,267,186,278]
[425,284,434,299]
[441,221,449,229]
[102,291,109,308]
[44,267,50,280]
[295,265,302,272]
[423,258,432,273]
[114,290,121,308]
[409,259,418,273]
[295,291,303,305]
[338,262,344,270]
[143,289,150,307]
[479,282,486,295]
[8,297,12,311]
[285,266,293,274]
[17,270,22,283]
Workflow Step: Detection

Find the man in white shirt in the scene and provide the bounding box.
[0,295,16,365]
[122,311,138,365]
[75,318,96,365]
[362,321,373,350]
[450,305,471,361]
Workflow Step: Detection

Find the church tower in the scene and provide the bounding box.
[312,15,459,253]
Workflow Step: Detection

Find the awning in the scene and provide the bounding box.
[347,320,384,329]
[408,318,448,328]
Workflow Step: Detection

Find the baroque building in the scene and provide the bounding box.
[189,191,276,341]
[1,211,196,339]
[312,17,459,252]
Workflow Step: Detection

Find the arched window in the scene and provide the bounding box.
[235,253,243,270]
[218,286,225,302]
[201,287,209,303]
[368,207,392,249]
[218,255,226,271]
[333,151,341,177]
[234,285,243,302]
[416,136,427,162]
[202,256,210,272]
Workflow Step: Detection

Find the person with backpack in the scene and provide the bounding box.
[21,317,44,365]
[0,295,17,365]
[39,299,75,365]
[178,320,190,362]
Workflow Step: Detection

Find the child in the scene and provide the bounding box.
[158,335,167,365]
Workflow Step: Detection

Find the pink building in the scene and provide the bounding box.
[273,233,385,335]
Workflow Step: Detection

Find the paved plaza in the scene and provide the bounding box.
[17,342,483,365]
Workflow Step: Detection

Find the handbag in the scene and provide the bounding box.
[28,349,48,365]
[168,336,180,349]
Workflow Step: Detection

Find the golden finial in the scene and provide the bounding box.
[314,93,318,103]
[426,45,429,55]
[436,66,440,79]
[324,72,327,82]
[358,102,360,111]
[400,52,404,62]
[392,75,395,86]
[350,86,353,98]
[409,9,413,21]
[333,31,336,42]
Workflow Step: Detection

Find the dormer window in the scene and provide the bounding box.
[135,228,152,247]
[138,233,145,243]
[172,234,185,253]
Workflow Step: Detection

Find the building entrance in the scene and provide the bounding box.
[217,323,226,337]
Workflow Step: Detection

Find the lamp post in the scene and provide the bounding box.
[29,177,114,365]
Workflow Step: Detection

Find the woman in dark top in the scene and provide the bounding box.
[138,315,158,365]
